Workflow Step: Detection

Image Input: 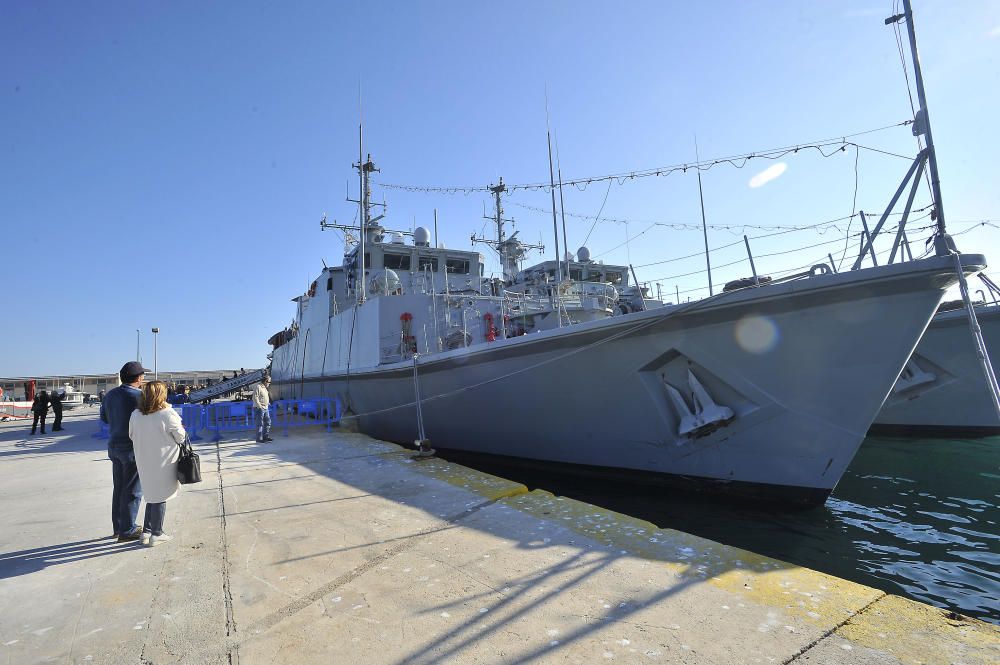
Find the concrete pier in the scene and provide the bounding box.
[1,410,997,664]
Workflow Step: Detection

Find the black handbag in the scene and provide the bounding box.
[177,437,202,484]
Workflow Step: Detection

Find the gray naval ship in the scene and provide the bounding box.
[268,151,984,506]
[873,285,1000,437]
[267,1,987,506]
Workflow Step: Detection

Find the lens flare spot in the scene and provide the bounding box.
[735,316,779,354]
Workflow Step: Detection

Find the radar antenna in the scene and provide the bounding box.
[471,177,543,281]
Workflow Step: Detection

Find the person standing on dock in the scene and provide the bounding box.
[30,390,49,434]
[100,361,148,542]
[252,375,273,443]
[50,391,64,431]
[129,381,186,546]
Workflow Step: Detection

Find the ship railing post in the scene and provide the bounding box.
[858,212,878,267]
[852,149,926,270]
[888,155,927,264]
[743,236,760,286]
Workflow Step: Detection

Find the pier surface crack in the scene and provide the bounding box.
[223,493,510,656]
[217,440,239,665]
[783,593,886,664]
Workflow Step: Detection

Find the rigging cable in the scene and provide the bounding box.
[374,121,914,195]
[837,145,862,271]
[582,179,613,247]
[641,217,935,284]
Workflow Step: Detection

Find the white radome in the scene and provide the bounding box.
[369,269,401,295]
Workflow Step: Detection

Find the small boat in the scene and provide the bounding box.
[58,384,86,410]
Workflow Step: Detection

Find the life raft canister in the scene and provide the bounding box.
[400,312,416,354]
[483,312,497,342]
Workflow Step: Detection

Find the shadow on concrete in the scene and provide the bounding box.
[212,426,792,664]
[0,410,108,460]
[0,536,144,579]
[393,548,702,665]
[221,493,374,518]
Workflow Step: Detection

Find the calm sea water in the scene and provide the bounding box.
[445,435,1000,625]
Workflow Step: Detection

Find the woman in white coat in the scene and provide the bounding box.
[129,381,186,546]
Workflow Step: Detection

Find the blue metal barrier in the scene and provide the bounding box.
[92,406,205,442]
[194,398,340,442]
[205,402,256,442]
[272,398,341,438]
[174,404,205,441]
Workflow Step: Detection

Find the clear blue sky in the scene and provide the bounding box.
[2,1,999,376]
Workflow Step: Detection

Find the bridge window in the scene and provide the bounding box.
[446,258,470,274]
[605,271,623,285]
[418,256,438,272]
[384,253,411,270]
[326,277,333,291]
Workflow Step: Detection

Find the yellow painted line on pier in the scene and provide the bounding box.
[837,594,1000,664]
[378,450,529,502]
[502,490,881,626]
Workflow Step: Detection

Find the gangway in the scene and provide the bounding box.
[187,368,266,403]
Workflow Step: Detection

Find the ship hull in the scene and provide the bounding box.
[272,255,985,505]
[871,304,1000,437]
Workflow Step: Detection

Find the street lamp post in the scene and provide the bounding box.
[152,328,159,381]
[136,329,140,362]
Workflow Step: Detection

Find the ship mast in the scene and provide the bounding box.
[357,124,366,302]
[492,179,508,276]
[347,137,384,304]
[320,130,386,304]
[888,0,952,254]
[352,148,382,303]
[472,177,543,281]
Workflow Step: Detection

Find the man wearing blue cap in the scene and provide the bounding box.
[100,361,148,542]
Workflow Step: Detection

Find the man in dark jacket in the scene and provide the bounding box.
[30,391,49,434]
[50,391,64,431]
[100,361,148,542]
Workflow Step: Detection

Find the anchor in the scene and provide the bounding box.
[892,357,937,394]
[663,370,735,438]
